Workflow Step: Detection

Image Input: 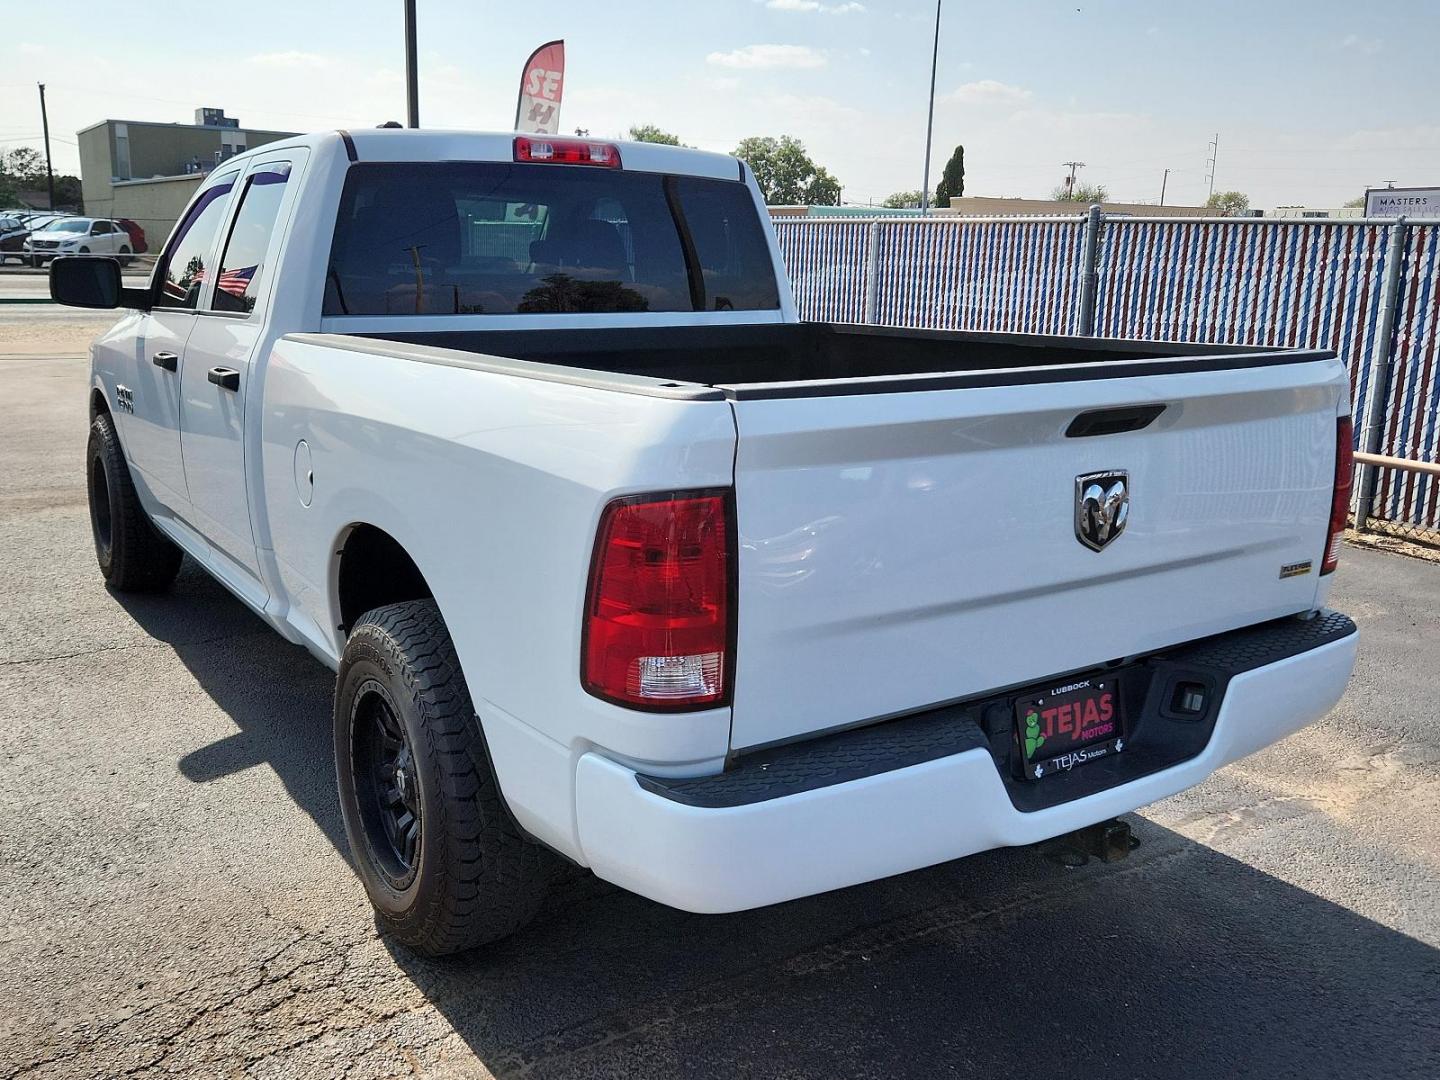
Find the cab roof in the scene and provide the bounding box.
[237,128,747,183]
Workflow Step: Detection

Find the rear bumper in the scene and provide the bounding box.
[574,612,1358,914]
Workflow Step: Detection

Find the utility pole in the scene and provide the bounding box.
[37,82,55,210]
[1062,160,1085,197]
[1159,168,1169,206]
[919,0,942,215]
[1205,133,1219,200]
[403,0,420,128]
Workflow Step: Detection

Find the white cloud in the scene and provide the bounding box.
[763,93,863,124]
[1340,33,1383,55]
[18,42,44,55]
[246,50,333,69]
[765,0,865,10]
[945,79,1034,106]
[706,44,827,69]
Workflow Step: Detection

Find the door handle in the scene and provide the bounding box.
[151,351,178,372]
[207,367,240,392]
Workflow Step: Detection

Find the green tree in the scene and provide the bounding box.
[935,144,965,205]
[1343,195,1366,209]
[1205,190,1250,215]
[733,135,842,206]
[1052,181,1110,203]
[2,147,46,185]
[882,190,929,209]
[627,124,683,146]
[0,146,82,211]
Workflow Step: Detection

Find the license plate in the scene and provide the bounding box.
[1014,676,1124,780]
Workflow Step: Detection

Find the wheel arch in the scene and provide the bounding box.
[332,522,435,637]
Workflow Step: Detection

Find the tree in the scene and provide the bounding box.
[882,190,929,209]
[733,135,842,205]
[1052,181,1109,203]
[627,124,683,146]
[1343,195,1366,209]
[0,146,81,211]
[1205,190,1250,216]
[935,145,965,205]
[2,147,45,185]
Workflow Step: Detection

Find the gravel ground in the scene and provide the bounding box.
[1,342,1436,1080]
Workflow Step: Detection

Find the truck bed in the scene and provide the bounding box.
[350,323,1328,398]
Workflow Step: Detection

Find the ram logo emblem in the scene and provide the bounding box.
[1075,471,1129,552]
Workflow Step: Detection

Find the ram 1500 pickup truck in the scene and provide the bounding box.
[52,129,1358,956]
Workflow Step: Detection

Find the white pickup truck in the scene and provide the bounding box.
[53,130,1358,956]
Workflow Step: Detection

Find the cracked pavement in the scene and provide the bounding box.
[1,336,1437,1079]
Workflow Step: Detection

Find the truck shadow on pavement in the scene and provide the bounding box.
[122,563,1440,1080]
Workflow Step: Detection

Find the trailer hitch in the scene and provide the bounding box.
[1037,818,1139,868]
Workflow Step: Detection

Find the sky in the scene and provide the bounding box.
[2,0,1438,210]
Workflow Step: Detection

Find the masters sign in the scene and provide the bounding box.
[1364,186,1440,218]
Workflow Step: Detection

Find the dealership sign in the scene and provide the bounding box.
[515,40,565,135]
[1365,187,1440,218]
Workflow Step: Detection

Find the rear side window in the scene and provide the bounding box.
[672,177,780,312]
[156,175,237,309]
[324,162,779,316]
[211,163,291,314]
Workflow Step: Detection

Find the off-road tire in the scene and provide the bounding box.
[335,599,562,956]
[87,411,183,591]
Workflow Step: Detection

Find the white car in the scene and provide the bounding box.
[50,129,1357,956]
[26,217,133,266]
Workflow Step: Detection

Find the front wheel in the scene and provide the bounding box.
[335,599,562,956]
[87,411,183,591]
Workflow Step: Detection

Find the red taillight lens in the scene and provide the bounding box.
[1322,416,1354,575]
[583,491,733,710]
[514,136,622,168]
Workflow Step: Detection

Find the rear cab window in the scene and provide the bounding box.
[324,162,779,316]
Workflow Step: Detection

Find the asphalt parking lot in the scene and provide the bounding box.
[1,316,1437,1079]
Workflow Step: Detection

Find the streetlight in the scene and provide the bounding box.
[920,0,942,215]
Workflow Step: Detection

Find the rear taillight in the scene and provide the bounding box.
[1322,416,1354,575]
[582,491,733,710]
[514,136,622,168]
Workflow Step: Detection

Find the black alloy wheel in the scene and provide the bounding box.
[351,680,422,888]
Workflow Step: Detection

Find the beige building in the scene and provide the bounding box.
[78,108,296,250]
[771,197,1220,220]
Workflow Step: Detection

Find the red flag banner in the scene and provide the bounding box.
[515,39,565,135]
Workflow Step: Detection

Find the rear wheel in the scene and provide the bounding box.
[335,599,562,956]
[118,245,131,267]
[86,411,183,591]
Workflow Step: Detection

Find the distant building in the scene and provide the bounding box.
[770,197,1217,220]
[77,108,297,246]
[1264,206,1364,220]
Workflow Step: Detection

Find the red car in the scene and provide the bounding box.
[115,217,147,255]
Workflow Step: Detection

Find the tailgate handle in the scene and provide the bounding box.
[1066,404,1166,438]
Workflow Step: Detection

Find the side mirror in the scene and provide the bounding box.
[50,256,149,311]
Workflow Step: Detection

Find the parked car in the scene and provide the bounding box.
[26,217,133,267]
[114,217,148,255]
[0,213,30,255]
[51,129,1359,957]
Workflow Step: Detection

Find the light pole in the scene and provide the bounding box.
[404,0,420,128]
[37,82,54,210]
[920,0,942,215]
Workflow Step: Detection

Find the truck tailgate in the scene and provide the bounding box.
[725,357,1346,751]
